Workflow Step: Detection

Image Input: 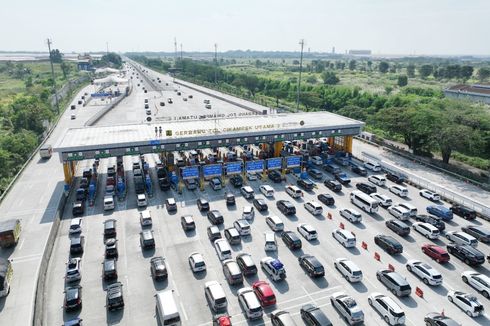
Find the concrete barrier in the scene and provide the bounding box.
[84,92,128,126]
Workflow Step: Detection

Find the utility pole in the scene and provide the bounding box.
[106,42,109,55]
[46,38,60,114]
[174,37,178,65]
[296,39,304,111]
[180,43,183,61]
[214,43,218,85]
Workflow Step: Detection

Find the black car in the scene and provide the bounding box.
[229,175,243,187]
[236,253,257,276]
[374,234,403,255]
[281,231,302,250]
[415,214,445,231]
[197,198,210,211]
[308,168,323,180]
[225,192,235,206]
[351,165,367,176]
[298,254,325,277]
[297,179,314,191]
[386,173,406,184]
[150,256,168,280]
[104,238,118,259]
[207,210,224,224]
[447,243,485,266]
[75,188,86,201]
[64,286,82,311]
[253,198,268,211]
[385,219,410,236]
[276,200,296,215]
[158,177,171,191]
[72,201,84,216]
[103,219,117,238]
[356,182,377,195]
[103,258,117,280]
[450,205,477,220]
[317,193,335,206]
[301,304,333,326]
[268,170,282,183]
[70,236,85,255]
[324,179,342,192]
[106,282,124,311]
[424,313,459,326]
[461,225,490,243]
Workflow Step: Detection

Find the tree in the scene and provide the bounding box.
[407,64,415,78]
[100,53,122,68]
[378,61,389,73]
[384,86,393,95]
[24,76,33,88]
[349,60,357,71]
[477,67,490,82]
[306,75,317,84]
[321,71,339,85]
[292,60,300,65]
[60,62,71,79]
[419,65,433,78]
[50,49,63,63]
[460,65,474,81]
[397,75,408,87]
[367,61,372,71]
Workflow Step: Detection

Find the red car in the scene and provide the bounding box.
[422,243,450,263]
[252,280,276,306]
[213,314,231,326]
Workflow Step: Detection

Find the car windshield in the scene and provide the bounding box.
[391,309,405,318]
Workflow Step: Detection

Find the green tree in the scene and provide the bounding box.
[349,60,357,71]
[24,76,33,88]
[321,71,339,85]
[406,64,415,78]
[101,53,122,68]
[460,66,474,81]
[397,75,408,87]
[378,61,389,73]
[477,67,490,82]
[60,62,71,79]
[419,65,433,78]
[367,61,372,71]
[50,49,63,63]
[384,86,393,95]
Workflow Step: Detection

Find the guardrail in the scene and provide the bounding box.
[84,89,130,126]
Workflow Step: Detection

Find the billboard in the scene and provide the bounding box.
[286,156,301,168]
[246,160,264,173]
[226,162,242,175]
[181,166,199,180]
[203,164,222,178]
[267,158,282,170]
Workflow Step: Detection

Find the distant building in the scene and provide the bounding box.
[444,83,490,104]
[77,54,92,71]
[348,50,372,56]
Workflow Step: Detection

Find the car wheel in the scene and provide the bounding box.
[462,276,468,283]
[464,258,470,265]
[425,233,429,238]
[448,296,453,302]
[334,263,338,270]
[466,310,473,317]
[423,278,429,285]
[376,274,381,281]
[384,316,390,324]
[437,258,442,264]
[482,291,489,298]
[368,298,373,306]
[406,265,412,272]
[446,234,450,240]
[391,289,397,296]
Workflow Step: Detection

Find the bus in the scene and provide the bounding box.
[350,190,379,213]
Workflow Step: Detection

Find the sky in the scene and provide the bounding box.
[1,0,489,55]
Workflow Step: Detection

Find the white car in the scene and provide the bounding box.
[370,193,392,207]
[233,219,251,236]
[387,205,410,221]
[397,202,417,217]
[214,239,232,261]
[332,229,356,248]
[304,201,323,215]
[364,161,382,171]
[368,175,386,186]
[368,292,406,325]
[330,292,364,325]
[389,185,408,197]
[242,206,255,220]
[237,287,263,320]
[188,252,206,272]
[285,185,303,198]
[462,271,490,298]
[259,185,274,197]
[247,172,258,181]
[339,208,362,223]
[240,186,255,199]
[334,258,363,282]
[137,193,148,207]
[412,222,440,239]
[445,231,478,247]
[406,260,442,286]
[266,215,284,232]
[310,156,323,166]
[297,223,318,240]
[419,189,441,201]
[139,209,152,227]
[103,196,115,211]
[447,291,485,317]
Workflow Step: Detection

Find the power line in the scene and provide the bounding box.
[46,38,60,115]
[296,39,305,111]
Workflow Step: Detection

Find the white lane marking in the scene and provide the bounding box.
[179,302,189,321]
[302,285,318,305]
[277,285,341,305]
[10,254,42,264]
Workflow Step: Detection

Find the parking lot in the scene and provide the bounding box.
[43,146,490,325]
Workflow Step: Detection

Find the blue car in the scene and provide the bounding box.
[426,205,453,221]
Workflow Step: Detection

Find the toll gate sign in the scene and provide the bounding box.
[267,158,282,170]
[246,160,264,173]
[203,164,222,178]
[286,156,301,168]
[181,166,199,180]
[226,162,242,175]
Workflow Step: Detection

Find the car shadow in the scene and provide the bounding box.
[106,307,124,325]
[0,297,5,313]
[352,222,366,230]
[403,235,416,243]
[439,262,456,271]
[231,243,243,251]
[184,229,196,238]
[310,239,321,246]
[244,274,259,285]
[370,213,385,221]
[393,255,408,264]
[63,310,82,323]
[473,315,490,326]
[142,248,156,258]
[311,276,329,289]
[429,284,448,296]
[348,247,361,256]
[272,280,289,294]
[242,235,253,243]
[349,281,368,293]
[152,277,169,291]
[192,270,207,280]
[399,295,418,308]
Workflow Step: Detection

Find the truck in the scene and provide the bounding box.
[134,175,145,194]
[0,219,21,248]
[88,165,98,206]
[39,144,53,159]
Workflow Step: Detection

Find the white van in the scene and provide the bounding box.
[398,203,417,217]
[286,185,303,198]
[240,186,255,199]
[204,281,227,312]
[214,239,232,261]
[445,231,478,247]
[389,185,408,197]
[368,175,386,186]
[233,219,251,236]
[368,292,405,325]
[137,194,147,207]
[304,201,323,215]
[264,232,277,251]
[266,216,284,232]
[332,229,356,248]
[364,162,382,172]
[39,144,53,159]
[103,196,115,211]
[412,222,440,239]
[155,290,181,326]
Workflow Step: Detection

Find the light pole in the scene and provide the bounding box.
[46,38,60,115]
[296,39,305,111]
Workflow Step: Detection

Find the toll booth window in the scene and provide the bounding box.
[166,130,172,136]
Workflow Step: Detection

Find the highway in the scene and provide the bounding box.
[40,62,490,325]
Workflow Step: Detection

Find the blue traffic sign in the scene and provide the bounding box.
[203,164,222,177]
[246,160,264,172]
[267,158,282,170]
[226,162,242,175]
[181,166,199,180]
[149,140,160,146]
[286,156,301,167]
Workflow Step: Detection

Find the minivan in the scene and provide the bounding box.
[214,239,232,260]
[376,269,412,297]
[364,161,382,171]
[324,163,341,174]
[332,229,356,248]
[137,194,147,207]
[225,227,241,245]
[445,231,478,247]
[412,222,440,239]
[304,201,323,215]
[222,259,243,285]
[264,232,277,251]
[385,219,410,236]
[240,186,255,199]
[155,290,181,326]
[234,219,251,236]
[103,196,115,211]
[286,185,303,198]
[368,293,406,325]
[103,219,117,238]
[368,175,386,187]
[70,235,85,255]
[308,168,323,180]
[266,215,284,232]
[205,281,227,312]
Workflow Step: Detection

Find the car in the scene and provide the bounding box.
[334,258,363,282]
[317,193,335,206]
[351,165,367,176]
[181,215,195,231]
[424,312,460,326]
[445,231,478,247]
[324,179,342,192]
[301,304,333,326]
[415,214,445,231]
[70,113,76,120]
[398,202,417,217]
[308,168,324,180]
[104,238,118,259]
[224,227,241,245]
[367,174,386,186]
[137,193,147,207]
[69,218,82,234]
[374,235,403,255]
[139,209,152,227]
[225,192,236,205]
[276,200,296,215]
[236,253,257,276]
[205,104,212,109]
[304,201,323,215]
[368,292,406,326]
[207,225,221,241]
[376,269,411,297]
[72,201,84,216]
[102,258,117,280]
[240,186,255,199]
[422,243,450,263]
[281,231,302,250]
[233,219,251,236]
[207,210,224,224]
[450,204,477,220]
[332,228,356,248]
[63,318,83,326]
[259,185,274,197]
[297,179,314,191]
[266,215,284,232]
[106,282,124,311]
[237,287,263,320]
[310,156,323,165]
[139,230,155,249]
[229,175,243,187]
[385,219,410,237]
[209,178,222,190]
[298,254,325,278]
[387,205,410,221]
[64,286,82,311]
[242,206,255,220]
[65,257,82,283]
[462,271,490,298]
[356,182,376,195]
[286,185,303,198]
[420,189,441,201]
[427,205,453,220]
[253,198,268,211]
[260,257,286,281]
[334,172,351,185]
[214,239,232,261]
[406,260,442,286]
[247,172,258,181]
[340,208,362,223]
[386,173,406,184]
[447,243,485,266]
[268,170,282,183]
[69,235,85,255]
[364,161,382,171]
[297,223,318,241]
[447,291,485,317]
[150,256,167,280]
[159,101,165,106]
[412,222,440,239]
[165,197,177,211]
[370,193,392,207]
[197,198,210,211]
[330,292,364,325]
[188,252,206,273]
[461,225,490,243]
[389,184,408,197]
[252,280,276,306]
